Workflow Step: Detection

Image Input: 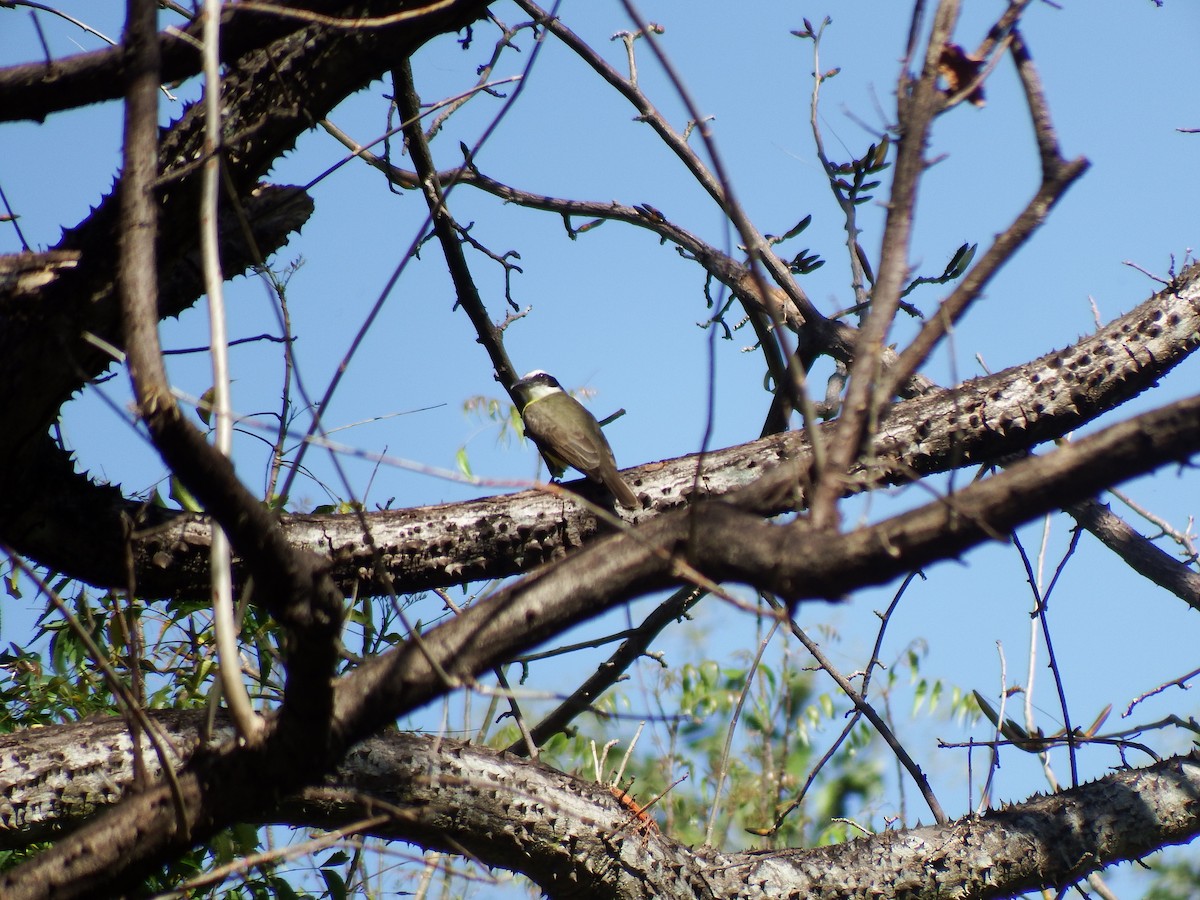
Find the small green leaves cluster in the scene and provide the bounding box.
[765,214,826,276]
[826,136,891,210]
[900,241,978,299]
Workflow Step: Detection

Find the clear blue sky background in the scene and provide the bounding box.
[3,1,1200,895]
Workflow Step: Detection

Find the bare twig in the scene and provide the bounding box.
[1012,525,1083,786]
[511,585,704,755]
[805,18,873,316]
[393,57,522,394]
[1069,498,1200,611]
[705,617,779,845]
[438,588,538,758]
[1111,488,1199,562]
[279,17,546,501]
[9,0,119,44]
[808,0,961,529]
[771,572,916,834]
[975,642,1009,814]
[0,181,30,249]
[769,595,948,825]
[312,76,523,192]
[1125,667,1200,717]
[516,0,829,456]
[324,122,940,407]
[200,0,263,746]
[871,25,1087,456]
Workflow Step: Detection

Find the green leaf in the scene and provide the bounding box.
[945,242,977,279]
[320,867,348,900]
[196,386,216,427]
[912,677,928,715]
[169,476,204,513]
[782,214,812,240]
[819,693,835,717]
[456,446,473,477]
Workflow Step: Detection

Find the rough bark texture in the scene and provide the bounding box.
[4,713,1199,900]
[4,2,1200,899]
[4,373,1182,896]
[0,2,406,123]
[0,0,489,592]
[16,262,1199,598]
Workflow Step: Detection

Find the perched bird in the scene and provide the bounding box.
[512,370,639,509]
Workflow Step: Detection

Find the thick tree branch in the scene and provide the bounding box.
[809,0,961,528]
[5,5,1197,900]
[6,377,1199,898]
[0,0,481,123]
[317,387,1200,756]
[1,1,489,463]
[0,1,484,594]
[5,712,1200,900]
[115,263,1200,598]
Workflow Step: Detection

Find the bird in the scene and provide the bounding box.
[512,370,639,509]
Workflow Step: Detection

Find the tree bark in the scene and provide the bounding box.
[4,262,1198,597]
[0,0,489,593]
[3,4,1200,898]
[4,712,1198,900]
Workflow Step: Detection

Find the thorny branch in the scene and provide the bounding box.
[3,3,1200,898]
[807,0,961,529]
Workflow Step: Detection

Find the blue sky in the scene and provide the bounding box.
[3,0,1200,893]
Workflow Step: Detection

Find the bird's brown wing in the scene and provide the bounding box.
[522,395,610,477]
[523,396,639,509]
